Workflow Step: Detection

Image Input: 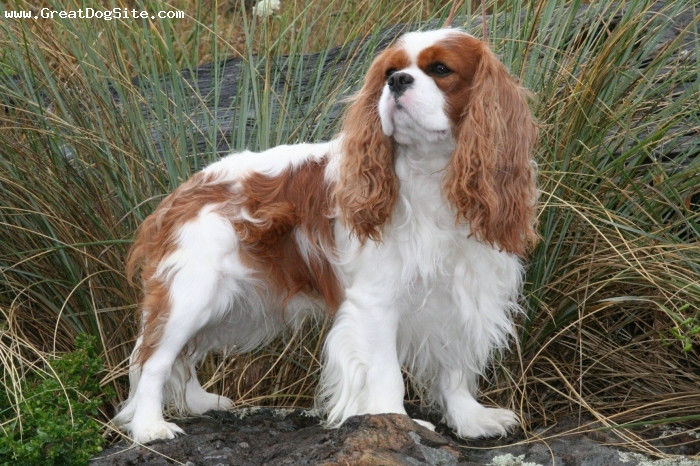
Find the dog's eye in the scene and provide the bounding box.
[428,62,452,77]
[385,67,397,79]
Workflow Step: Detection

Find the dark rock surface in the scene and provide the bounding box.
[92,409,699,465]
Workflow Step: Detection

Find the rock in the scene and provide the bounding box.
[93,410,462,465]
[91,409,699,465]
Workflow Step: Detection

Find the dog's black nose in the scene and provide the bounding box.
[387,72,414,96]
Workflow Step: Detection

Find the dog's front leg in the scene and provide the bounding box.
[318,281,405,426]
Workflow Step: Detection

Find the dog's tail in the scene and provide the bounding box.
[125,211,159,285]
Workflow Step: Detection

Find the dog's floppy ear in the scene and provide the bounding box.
[334,49,399,243]
[444,43,538,257]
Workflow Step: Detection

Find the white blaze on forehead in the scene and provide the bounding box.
[398,28,474,63]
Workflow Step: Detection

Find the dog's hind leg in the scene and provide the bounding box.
[121,271,217,443]
[112,335,143,428]
[115,211,240,443]
[183,360,233,415]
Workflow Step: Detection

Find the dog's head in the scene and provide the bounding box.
[335,29,538,256]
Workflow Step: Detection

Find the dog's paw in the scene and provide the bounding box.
[446,404,519,438]
[112,403,135,427]
[413,418,436,431]
[187,392,234,415]
[127,420,185,444]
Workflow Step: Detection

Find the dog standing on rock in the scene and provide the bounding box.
[114,28,538,444]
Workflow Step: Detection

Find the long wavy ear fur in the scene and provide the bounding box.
[334,53,398,243]
[445,44,538,257]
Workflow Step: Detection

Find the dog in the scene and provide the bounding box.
[113,28,537,443]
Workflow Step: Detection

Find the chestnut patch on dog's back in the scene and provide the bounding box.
[233,159,342,312]
[129,158,341,366]
[417,34,482,123]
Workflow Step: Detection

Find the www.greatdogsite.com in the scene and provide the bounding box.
[4,7,184,21]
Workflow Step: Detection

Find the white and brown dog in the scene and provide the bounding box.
[114,28,538,443]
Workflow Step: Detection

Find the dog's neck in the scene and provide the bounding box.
[394,136,455,179]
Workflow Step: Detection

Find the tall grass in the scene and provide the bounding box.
[0,0,697,454]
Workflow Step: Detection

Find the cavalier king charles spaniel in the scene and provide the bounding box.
[114,28,538,443]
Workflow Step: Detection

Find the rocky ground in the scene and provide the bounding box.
[92,408,698,465]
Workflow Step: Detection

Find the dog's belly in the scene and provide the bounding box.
[187,289,324,359]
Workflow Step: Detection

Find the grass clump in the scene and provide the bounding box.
[0,334,110,465]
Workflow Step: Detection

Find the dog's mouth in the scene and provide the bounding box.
[379,93,450,139]
[391,102,449,137]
